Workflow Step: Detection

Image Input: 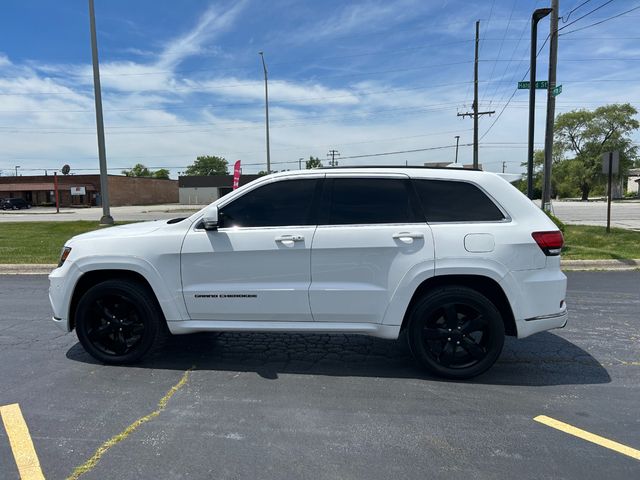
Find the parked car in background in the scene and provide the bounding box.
[1,198,31,210]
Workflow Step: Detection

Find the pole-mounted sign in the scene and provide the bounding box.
[602,151,620,233]
[518,80,548,89]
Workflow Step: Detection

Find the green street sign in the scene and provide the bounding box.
[552,84,562,97]
[517,81,548,89]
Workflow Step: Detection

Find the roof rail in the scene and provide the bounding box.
[318,165,482,171]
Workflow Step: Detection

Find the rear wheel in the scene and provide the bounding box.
[75,279,168,364]
[407,286,504,379]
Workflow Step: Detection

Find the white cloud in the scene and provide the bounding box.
[157,1,247,69]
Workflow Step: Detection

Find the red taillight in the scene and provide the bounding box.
[532,231,564,256]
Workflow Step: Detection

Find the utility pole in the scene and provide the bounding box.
[259,52,271,174]
[457,21,494,169]
[327,150,340,167]
[454,135,460,164]
[14,165,20,176]
[528,8,552,199]
[541,0,559,212]
[502,161,507,173]
[298,157,304,170]
[89,0,113,225]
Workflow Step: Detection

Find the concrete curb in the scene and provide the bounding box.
[561,259,640,271]
[0,264,57,275]
[1,259,639,275]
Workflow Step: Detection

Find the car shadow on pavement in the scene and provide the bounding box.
[66,331,611,387]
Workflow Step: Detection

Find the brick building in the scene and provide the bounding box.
[0,174,178,207]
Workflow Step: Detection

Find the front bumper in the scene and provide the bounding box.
[51,316,67,332]
[48,262,82,332]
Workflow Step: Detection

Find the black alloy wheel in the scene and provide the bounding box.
[75,279,168,364]
[407,286,504,379]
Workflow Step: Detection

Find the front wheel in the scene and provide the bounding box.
[75,279,168,364]
[407,286,504,379]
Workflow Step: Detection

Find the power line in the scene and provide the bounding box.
[479,34,550,141]
[0,142,475,171]
[483,0,542,112]
[0,103,469,134]
[560,5,640,35]
[45,40,477,79]
[339,143,473,160]
[0,60,475,97]
[558,0,615,31]
[482,0,518,106]
[561,0,593,22]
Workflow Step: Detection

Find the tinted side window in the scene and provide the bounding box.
[220,179,318,227]
[413,179,505,222]
[327,178,417,225]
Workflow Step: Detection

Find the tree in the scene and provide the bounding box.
[122,163,152,177]
[554,104,639,200]
[184,155,228,176]
[153,168,170,179]
[306,156,323,169]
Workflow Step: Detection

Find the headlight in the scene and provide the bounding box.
[58,246,72,267]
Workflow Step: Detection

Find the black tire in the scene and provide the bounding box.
[75,279,168,364]
[407,286,504,379]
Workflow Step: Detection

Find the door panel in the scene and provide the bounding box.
[309,176,434,324]
[181,227,316,321]
[310,225,433,323]
[180,176,322,322]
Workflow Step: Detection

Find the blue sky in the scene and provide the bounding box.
[1,0,640,177]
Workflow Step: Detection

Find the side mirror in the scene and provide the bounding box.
[202,205,219,231]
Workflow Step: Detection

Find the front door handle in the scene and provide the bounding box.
[392,232,424,240]
[275,234,305,242]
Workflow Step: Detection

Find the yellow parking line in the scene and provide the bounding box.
[0,403,45,480]
[534,415,640,460]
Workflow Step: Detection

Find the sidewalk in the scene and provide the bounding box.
[2,259,638,275]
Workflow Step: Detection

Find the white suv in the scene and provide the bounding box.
[49,167,567,379]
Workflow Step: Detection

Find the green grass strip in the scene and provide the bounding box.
[0,221,129,264]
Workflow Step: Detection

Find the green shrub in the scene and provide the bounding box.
[545,211,566,233]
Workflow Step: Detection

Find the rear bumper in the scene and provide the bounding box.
[517,308,568,338]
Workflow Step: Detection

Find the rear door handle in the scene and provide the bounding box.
[392,232,424,239]
[275,235,304,242]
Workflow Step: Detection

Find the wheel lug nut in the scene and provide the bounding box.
[119,328,123,331]
[456,341,460,345]
[448,329,452,332]
[447,337,451,341]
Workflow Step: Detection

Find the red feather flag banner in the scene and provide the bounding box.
[232,160,241,190]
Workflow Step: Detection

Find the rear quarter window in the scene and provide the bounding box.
[413,179,505,222]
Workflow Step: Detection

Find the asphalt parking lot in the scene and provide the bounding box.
[0,271,638,479]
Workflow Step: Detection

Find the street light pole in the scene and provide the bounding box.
[454,136,460,164]
[298,157,304,170]
[15,165,20,176]
[528,7,552,200]
[259,52,271,174]
[88,0,113,225]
